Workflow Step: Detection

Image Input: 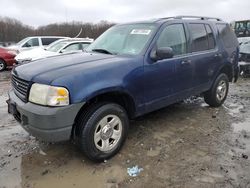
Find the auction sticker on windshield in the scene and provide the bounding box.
[130,29,151,35]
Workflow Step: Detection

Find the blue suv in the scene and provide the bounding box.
[7,16,239,161]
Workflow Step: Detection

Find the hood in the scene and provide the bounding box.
[7,45,18,49]
[13,52,118,83]
[7,45,19,52]
[15,48,56,61]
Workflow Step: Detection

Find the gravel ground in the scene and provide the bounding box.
[0,70,250,188]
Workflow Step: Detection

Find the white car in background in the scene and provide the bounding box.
[15,38,94,66]
[7,36,68,53]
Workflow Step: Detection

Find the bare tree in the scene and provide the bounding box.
[0,17,115,42]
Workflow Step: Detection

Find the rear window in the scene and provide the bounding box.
[216,24,238,48]
[189,24,209,52]
[41,38,61,46]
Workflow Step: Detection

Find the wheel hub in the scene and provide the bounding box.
[216,80,227,101]
[101,124,113,140]
[94,114,122,152]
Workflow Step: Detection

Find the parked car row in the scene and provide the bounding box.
[0,37,93,71]
[15,38,93,66]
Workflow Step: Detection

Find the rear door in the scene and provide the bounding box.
[187,22,220,91]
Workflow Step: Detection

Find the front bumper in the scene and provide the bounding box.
[7,90,84,142]
[5,58,16,67]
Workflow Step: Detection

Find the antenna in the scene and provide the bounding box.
[74,28,82,38]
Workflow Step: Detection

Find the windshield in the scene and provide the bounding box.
[16,37,30,46]
[240,43,250,53]
[238,37,250,45]
[86,23,156,55]
[47,41,67,52]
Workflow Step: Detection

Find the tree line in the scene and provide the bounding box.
[0,17,115,42]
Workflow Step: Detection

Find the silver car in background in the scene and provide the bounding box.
[15,38,94,66]
[7,36,68,53]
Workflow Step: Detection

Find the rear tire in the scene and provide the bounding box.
[75,102,129,162]
[0,59,6,71]
[204,73,229,107]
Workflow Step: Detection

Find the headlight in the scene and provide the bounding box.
[29,83,69,106]
[7,50,18,56]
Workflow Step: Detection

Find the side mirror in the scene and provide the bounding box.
[23,43,31,48]
[150,47,174,61]
[60,49,66,53]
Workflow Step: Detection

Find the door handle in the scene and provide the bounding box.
[181,60,192,66]
[214,53,222,58]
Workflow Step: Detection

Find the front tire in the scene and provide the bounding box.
[204,73,229,107]
[75,102,129,162]
[0,59,6,71]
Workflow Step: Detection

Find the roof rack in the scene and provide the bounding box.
[160,16,222,21]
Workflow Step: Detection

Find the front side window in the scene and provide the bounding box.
[157,24,187,56]
[86,23,156,55]
[63,43,80,52]
[189,24,208,52]
[17,37,30,46]
[47,42,68,52]
[23,38,39,47]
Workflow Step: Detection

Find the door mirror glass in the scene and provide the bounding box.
[23,42,31,48]
[156,47,174,60]
[60,49,66,53]
[150,47,174,61]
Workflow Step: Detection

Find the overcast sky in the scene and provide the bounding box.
[1,0,249,27]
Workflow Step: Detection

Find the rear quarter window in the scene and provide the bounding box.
[205,24,216,49]
[216,24,238,48]
[41,38,61,46]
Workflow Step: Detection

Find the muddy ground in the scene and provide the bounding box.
[0,70,250,188]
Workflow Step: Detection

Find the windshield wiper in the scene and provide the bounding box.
[91,48,114,55]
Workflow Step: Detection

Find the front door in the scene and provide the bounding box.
[143,23,193,113]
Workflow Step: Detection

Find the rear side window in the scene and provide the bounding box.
[41,38,61,45]
[205,25,216,49]
[216,24,238,48]
[189,24,208,52]
[63,43,80,52]
[157,24,187,56]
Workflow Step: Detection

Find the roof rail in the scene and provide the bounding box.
[176,16,222,21]
[160,16,222,21]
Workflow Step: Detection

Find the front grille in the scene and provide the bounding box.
[11,75,30,102]
[240,53,250,62]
